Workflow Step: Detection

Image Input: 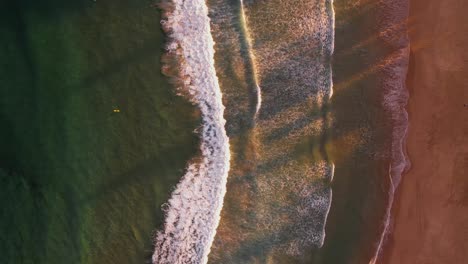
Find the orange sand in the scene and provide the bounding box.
[382,0,468,263]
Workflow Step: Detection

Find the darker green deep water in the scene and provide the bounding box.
[0,0,199,263]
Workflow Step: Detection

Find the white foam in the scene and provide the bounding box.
[152,1,230,263]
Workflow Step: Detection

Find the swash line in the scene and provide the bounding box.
[239,0,262,118]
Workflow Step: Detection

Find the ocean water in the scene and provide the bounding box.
[1,0,409,263]
[1,1,199,263]
[153,0,409,263]
[208,0,335,262]
[152,0,336,263]
[152,1,230,263]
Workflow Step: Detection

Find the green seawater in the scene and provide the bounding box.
[0,0,199,263]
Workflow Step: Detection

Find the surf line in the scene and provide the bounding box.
[153,0,231,264]
[368,1,411,262]
[318,0,336,248]
[368,169,396,264]
[329,0,335,99]
[239,0,262,119]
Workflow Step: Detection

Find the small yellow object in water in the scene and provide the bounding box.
[113,109,120,113]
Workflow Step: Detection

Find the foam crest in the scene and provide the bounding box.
[153,1,230,263]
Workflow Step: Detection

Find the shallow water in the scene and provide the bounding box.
[207,1,335,262]
[208,0,408,263]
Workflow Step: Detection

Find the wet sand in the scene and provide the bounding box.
[382,0,468,263]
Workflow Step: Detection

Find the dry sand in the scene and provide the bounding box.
[382,0,468,263]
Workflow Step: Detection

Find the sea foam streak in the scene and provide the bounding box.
[153,1,230,263]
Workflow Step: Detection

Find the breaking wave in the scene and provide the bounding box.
[152,0,230,263]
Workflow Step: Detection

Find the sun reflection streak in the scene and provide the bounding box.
[334,47,410,92]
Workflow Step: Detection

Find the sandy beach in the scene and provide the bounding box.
[382,0,468,263]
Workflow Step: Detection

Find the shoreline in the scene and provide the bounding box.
[301,1,407,263]
[371,0,412,261]
[381,0,468,263]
